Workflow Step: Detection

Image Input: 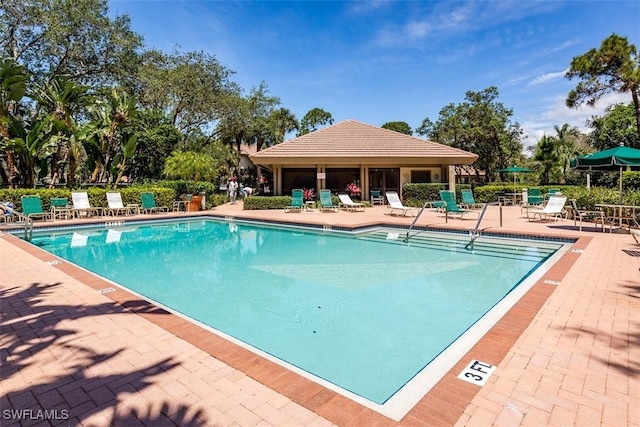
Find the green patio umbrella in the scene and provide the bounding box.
[570,144,640,203]
[497,166,533,192]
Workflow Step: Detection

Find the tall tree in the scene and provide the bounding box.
[587,102,639,149]
[137,49,239,136]
[269,107,299,145]
[0,0,143,89]
[551,123,585,183]
[566,33,640,139]
[125,109,183,181]
[417,87,523,182]
[85,88,139,187]
[534,135,558,184]
[29,76,92,186]
[381,121,413,135]
[0,58,28,186]
[297,108,333,136]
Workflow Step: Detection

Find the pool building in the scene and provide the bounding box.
[249,119,478,200]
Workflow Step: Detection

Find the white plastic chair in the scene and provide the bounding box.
[385,191,417,217]
[525,195,567,222]
[337,194,365,212]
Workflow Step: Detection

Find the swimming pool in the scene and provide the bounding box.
[30,218,567,417]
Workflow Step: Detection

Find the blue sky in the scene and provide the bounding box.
[109,0,640,149]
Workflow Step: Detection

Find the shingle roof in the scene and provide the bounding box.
[250,119,477,165]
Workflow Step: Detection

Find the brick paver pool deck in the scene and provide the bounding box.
[1,203,638,426]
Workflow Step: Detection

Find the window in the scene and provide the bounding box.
[411,170,432,183]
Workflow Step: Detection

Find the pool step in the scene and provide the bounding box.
[358,230,556,262]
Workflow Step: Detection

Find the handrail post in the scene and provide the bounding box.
[404,199,437,243]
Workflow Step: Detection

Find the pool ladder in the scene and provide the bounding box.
[404,200,502,250]
[0,211,34,241]
[464,202,500,250]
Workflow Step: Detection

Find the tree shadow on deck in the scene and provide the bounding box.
[560,279,640,378]
[0,282,212,426]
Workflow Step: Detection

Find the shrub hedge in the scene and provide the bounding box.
[0,187,177,211]
[402,183,634,210]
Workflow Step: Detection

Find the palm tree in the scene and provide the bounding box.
[269,107,298,146]
[86,88,138,187]
[534,135,558,184]
[30,76,91,186]
[0,58,29,187]
[163,150,218,193]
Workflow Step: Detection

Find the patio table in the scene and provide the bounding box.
[501,192,522,206]
[595,203,640,232]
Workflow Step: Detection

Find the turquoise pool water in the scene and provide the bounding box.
[31,219,562,405]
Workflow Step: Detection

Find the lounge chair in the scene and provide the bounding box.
[319,189,338,212]
[631,229,640,245]
[370,190,384,205]
[439,191,480,219]
[72,191,103,218]
[385,191,417,217]
[525,194,567,222]
[568,199,605,232]
[460,189,483,209]
[141,192,169,214]
[106,191,138,216]
[337,194,365,212]
[21,195,51,221]
[285,189,304,212]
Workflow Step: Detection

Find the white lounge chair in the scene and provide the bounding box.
[385,191,417,217]
[106,192,138,216]
[337,194,365,212]
[71,192,103,218]
[525,194,567,222]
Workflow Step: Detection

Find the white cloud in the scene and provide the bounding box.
[375,1,560,47]
[520,92,630,148]
[528,69,569,86]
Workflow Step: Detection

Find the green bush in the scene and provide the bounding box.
[0,187,177,211]
[243,196,292,210]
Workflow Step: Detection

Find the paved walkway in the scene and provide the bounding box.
[1,203,638,426]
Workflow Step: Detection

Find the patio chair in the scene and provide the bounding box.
[106,191,138,216]
[140,192,169,214]
[525,194,567,222]
[370,190,384,205]
[385,191,417,217]
[439,191,480,220]
[526,188,544,207]
[318,189,338,212]
[460,189,483,209]
[50,197,73,220]
[21,195,51,221]
[568,199,605,232]
[337,194,365,212]
[545,188,561,199]
[72,191,103,218]
[285,189,304,212]
[631,229,640,245]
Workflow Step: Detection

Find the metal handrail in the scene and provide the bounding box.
[403,199,503,246]
[1,211,34,241]
[465,201,501,250]
[403,200,445,243]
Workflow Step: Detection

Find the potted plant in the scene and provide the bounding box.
[346,182,361,200]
